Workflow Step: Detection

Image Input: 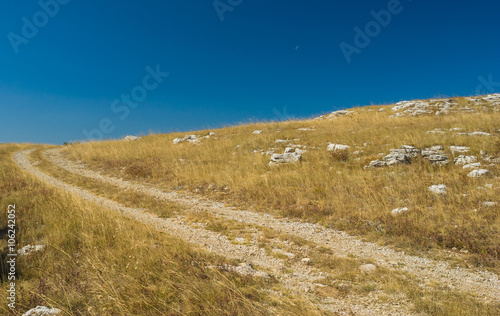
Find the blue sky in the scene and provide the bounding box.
[1,0,499,144]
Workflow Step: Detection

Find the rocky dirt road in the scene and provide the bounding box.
[14,148,500,314]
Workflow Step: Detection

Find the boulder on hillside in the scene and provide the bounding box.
[173,135,199,144]
[327,144,350,151]
[23,306,61,316]
[124,135,140,141]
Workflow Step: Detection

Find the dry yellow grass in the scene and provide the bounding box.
[0,144,322,315]
[63,99,500,272]
[28,144,500,315]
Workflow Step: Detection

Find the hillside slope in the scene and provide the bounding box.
[66,94,500,269]
[5,94,500,315]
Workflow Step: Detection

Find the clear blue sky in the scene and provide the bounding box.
[1,0,499,144]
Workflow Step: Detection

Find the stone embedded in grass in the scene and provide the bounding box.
[454,155,477,165]
[463,162,481,170]
[425,154,449,165]
[456,131,492,136]
[327,144,350,151]
[253,130,263,134]
[450,146,470,153]
[22,306,61,316]
[323,109,353,119]
[297,128,315,131]
[391,207,409,215]
[467,169,491,178]
[173,135,198,144]
[18,244,44,256]
[269,151,302,166]
[359,264,377,273]
[383,152,410,166]
[368,160,387,168]
[482,202,498,207]
[275,139,289,143]
[124,135,140,141]
[427,128,447,134]
[428,184,447,195]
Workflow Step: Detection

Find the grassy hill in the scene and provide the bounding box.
[65,95,500,269]
[1,94,499,315]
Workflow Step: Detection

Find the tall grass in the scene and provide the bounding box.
[65,102,499,270]
[0,144,320,315]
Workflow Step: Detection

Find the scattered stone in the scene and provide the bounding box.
[457,131,492,136]
[324,110,354,119]
[269,151,302,166]
[427,145,444,151]
[482,202,498,207]
[425,154,449,165]
[18,244,44,256]
[297,128,315,131]
[275,139,289,143]
[427,128,446,134]
[391,207,409,215]
[209,132,216,136]
[360,264,377,273]
[467,169,491,178]
[463,163,481,170]
[450,146,470,153]
[327,144,350,151]
[428,184,447,195]
[369,160,387,168]
[383,152,410,166]
[454,155,477,165]
[253,130,263,134]
[124,135,140,141]
[173,135,198,144]
[22,306,61,316]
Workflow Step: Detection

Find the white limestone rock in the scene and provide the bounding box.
[428,184,447,195]
[18,244,44,256]
[23,306,61,316]
[391,207,409,215]
[327,144,350,151]
[124,135,140,141]
[454,155,477,165]
[468,169,491,178]
[450,146,470,153]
